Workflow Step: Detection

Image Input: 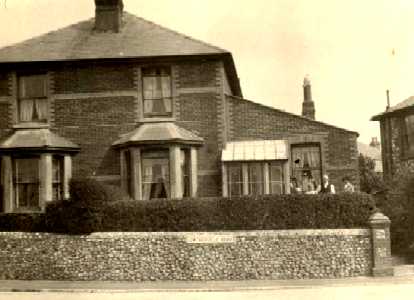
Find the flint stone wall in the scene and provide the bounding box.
[0,230,372,281]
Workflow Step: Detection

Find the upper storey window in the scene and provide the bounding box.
[402,114,414,157]
[142,67,172,118]
[18,74,48,123]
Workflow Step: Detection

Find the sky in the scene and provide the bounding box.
[1,0,414,144]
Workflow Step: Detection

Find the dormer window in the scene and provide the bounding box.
[142,67,172,118]
[18,74,48,123]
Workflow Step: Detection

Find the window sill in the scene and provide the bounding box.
[140,117,176,123]
[8,208,43,214]
[12,123,49,129]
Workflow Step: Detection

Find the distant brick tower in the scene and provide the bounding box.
[302,76,316,120]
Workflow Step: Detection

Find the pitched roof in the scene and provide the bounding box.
[371,96,414,120]
[357,142,381,160]
[0,12,227,63]
[0,129,80,151]
[227,95,359,136]
[113,122,204,147]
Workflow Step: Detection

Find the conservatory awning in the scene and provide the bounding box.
[221,140,288,161]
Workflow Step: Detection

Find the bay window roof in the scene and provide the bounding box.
[112,122,203,147]
[0,129,80,152]
[222,140,288,161]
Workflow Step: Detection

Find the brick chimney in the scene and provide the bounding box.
[370,137,381,148]
[94,0,124,33]
[302,76,316,120]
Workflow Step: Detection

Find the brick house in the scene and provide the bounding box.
[0,0,359,213]
[372,96,414,180]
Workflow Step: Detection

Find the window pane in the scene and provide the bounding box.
[269,162,284,195]
[270,182,283,195]
[14,158,40,209]
[19,74,47,99]
[181,150,190,198]
[142,151,170,200]
[144,98,172,114]
[17,184,39,208]
[291,144,322,192]
[248,163,263,195]
[52,157,63,201]
[270,163,282,182]
[142,67,172,117]
[16,159,38,182]
[227,164,242,197]
[229,183,242,197]
[405,115,414,153]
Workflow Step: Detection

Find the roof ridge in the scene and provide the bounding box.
[226,94,359,135]
[125,12,227,53]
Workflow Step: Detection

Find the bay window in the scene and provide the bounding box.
[52,156,64,201]
[113,122,203,201]
[141,150,170,200]
[13,157,40,211]
[180,149,190,198]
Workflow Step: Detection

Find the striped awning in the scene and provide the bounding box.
[221,140,288,161]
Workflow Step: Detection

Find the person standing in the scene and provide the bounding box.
[317,174,335,194]
[302,171,317,194]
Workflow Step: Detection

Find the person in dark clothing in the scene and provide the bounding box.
[317,174,335,194]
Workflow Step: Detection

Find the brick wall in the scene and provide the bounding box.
[54,63,135,94]
[53,96,136,177]
[178,62,217,88]
[177,61,222,197]
[227,96,360,191]
[0,72,11,139]
[380,115,414,178]
[0,72,9,96]
[0,230,372,281]
[50,59,224,191]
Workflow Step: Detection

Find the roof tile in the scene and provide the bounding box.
[0,12,227,63]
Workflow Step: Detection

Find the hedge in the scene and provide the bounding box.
[43,192,376,233]
[0,213,45,232]
[0,176,376,233]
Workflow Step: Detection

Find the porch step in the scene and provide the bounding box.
[394,265,414,277]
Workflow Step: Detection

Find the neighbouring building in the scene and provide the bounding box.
[358,137,383,173]
[372,96,414,179]
[0,0,359,213]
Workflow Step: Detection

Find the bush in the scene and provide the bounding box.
[100,192,375,232]
[69,178,126,204]
[44,200,103,234]
[359,154,386,194]
[44,178,129,234]
[375,170,414,254]
[0,213,45,232]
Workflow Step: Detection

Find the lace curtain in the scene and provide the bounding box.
[143,75,172,114]
[18,74,48,122]
[142,158,170,200]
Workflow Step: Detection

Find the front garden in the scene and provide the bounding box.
[0,178,376,234]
